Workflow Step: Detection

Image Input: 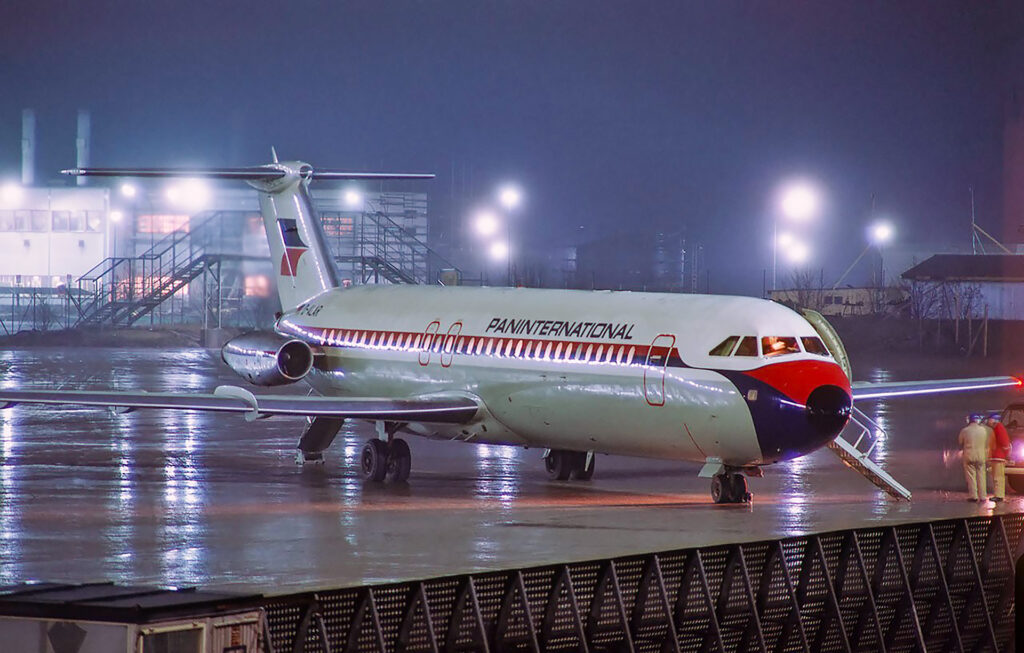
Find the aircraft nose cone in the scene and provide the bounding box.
[805,384,852,437]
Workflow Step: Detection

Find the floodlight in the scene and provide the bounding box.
[498,184,522,210]
[344,189,362,208]
[779,181,820,222]
[475,210,499,237]
[785,240,810,264]
[119,183,137,199]
[489,241,509,260]
[1,182,23,207]
[109,210,124,223]
[870,220,894,245]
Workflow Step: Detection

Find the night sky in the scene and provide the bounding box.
[2,2,1021,293]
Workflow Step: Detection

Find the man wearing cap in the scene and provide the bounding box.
[988,413,1010,502]
[959,414,990,501]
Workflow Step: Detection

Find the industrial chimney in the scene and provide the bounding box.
[21,109,35,186]
[76,110,90,187]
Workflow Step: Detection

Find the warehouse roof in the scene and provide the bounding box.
[901,254,1024,282]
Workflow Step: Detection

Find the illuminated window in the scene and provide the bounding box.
[565,343,574,359]
[138,214,190,234]
[504,340,514,356]
[525,341,534,358]
[468,337,477,354]
[761,336,799,357]
[585,344,593,361]
[555,342,563,359]
[244,275,271,297]
[627,347,635,364]
[486,339,495,355]
[458,337,466,351]
[596,345,604,362]
[616,346,624,363]
[386,333,395,348]
[514,340,523,357]
[544,342,553,359]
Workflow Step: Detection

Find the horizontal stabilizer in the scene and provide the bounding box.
[852,375,1021,401]
[61,167,434,182]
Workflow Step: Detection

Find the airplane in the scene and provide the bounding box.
[0,159,1018,504]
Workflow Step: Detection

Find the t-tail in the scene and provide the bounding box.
[63,162,433,312]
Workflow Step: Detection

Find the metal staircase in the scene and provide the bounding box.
[828,406,912,500]
[325,208,459,285]
[71,214,220,327]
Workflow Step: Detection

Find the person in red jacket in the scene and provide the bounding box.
[988,413,1011,502]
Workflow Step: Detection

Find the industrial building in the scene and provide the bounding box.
[0,110,458,336]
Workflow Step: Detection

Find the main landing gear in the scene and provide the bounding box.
[711,472,752,504]
[361,438,412,483]
[545,449,595,481]
[361,421,412,483]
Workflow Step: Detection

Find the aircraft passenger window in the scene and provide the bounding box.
[708,336,740,356]
[761,336,799,357]
[457,337,465,351]
[734,336,758,356]
[585,344,594,361]
[485,339,495,355]
[555,342,564,359]
[800,336,830,357]
[616,346,624,363]
[627,347,635,364]
[543,342,553,359]
[474,338,483,354]
[515,340,523,357]
[565,343,574,359]
[595,345,605,362]
[524,341,533,358]
[505,340,515,357]
[386,333,395,348]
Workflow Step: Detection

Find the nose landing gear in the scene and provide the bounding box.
[711,472,752,504]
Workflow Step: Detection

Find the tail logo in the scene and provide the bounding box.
[278,219,308,277]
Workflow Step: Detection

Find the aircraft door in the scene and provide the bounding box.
[643,334,676,406]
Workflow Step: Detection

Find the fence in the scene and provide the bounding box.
[261,512,1021,652]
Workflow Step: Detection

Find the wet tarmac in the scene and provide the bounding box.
[0,347,1022,594]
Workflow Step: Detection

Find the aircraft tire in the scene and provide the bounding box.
[387,438,412,483]
[711,474,730,503]
[545,450,573,481]
[361,439,388,482]
[729,473,751,503]
[571,452,595,481]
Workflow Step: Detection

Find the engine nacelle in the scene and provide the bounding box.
[221,332,315,386]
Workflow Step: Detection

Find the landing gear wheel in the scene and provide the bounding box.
[711,473,752,504]
[386,438,412,483]
[361,439,388,482]
[545,450,573,480]
[729,473,751,503]
[571,452,595,481]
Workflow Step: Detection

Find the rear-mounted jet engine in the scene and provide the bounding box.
[221,332,314,386]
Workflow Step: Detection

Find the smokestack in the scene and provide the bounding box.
[21,109,35,186]
[76,109,90,187]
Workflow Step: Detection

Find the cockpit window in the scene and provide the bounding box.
[762,336,800,357]
[708,336,740,356]
[734,336,759,356]
[801,336,830,357]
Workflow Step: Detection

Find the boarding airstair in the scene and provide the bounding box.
[800,308,911,500]
[828,406,912,500]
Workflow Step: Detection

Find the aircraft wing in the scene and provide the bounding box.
[851,376,1022,401]
[0,385,479,423]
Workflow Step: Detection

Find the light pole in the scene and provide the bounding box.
[831,219,895,290]
[497,184,521,286]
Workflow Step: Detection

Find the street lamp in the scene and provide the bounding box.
[489,240,509,261]
[119,183,137,199]
[498,184,522,211]
[869,220,894,286]
[344,189,363,209]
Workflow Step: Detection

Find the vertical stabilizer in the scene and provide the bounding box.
[248,162,339,311]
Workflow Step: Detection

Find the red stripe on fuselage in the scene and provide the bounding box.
[742,359,850,405]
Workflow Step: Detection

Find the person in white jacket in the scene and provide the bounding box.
[959,414,991,502]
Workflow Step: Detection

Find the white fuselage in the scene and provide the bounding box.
[276,285,852,467]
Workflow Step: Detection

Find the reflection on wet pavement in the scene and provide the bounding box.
[0,347,1021,593]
